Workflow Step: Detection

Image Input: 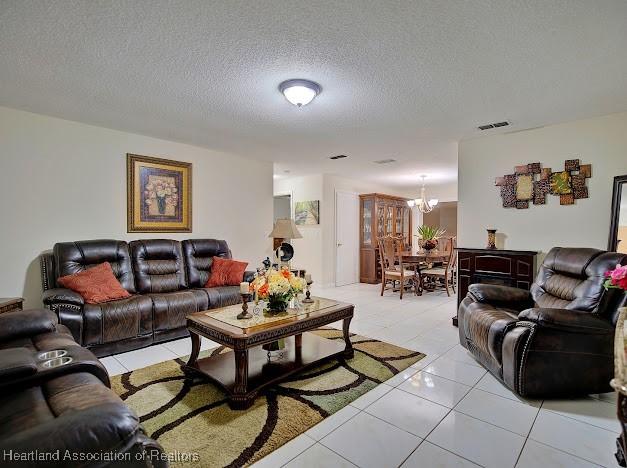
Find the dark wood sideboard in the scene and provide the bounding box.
[454,248,538,326]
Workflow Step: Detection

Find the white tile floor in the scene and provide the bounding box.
[101,283,620,468]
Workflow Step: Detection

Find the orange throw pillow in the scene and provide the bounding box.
[205,257,248,288]
[57,262,131,304]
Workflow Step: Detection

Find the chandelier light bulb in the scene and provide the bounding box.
[279,79,322,107]
[407,175,437,213]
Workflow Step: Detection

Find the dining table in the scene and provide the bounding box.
[401,250,449,295]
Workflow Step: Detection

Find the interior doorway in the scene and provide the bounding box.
[273,194,292,223]
[335,190,359,286]
[422,201,457,236]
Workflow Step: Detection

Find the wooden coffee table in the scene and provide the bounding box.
[183,297,354,410]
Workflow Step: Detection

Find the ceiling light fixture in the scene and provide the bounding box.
[407,175,439,213]
[279,79,322,107]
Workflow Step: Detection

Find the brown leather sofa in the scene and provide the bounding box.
[0,308,166,467]
[41,238,254,357]
[458,247,627,398]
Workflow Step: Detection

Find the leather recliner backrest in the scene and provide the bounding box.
[53,240,136,293]
[531,247,626,312]
[129,239,187,293]
[182,239,232,288]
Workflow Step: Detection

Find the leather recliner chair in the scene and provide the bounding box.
[458,247,627,398]
[0,309,166,467]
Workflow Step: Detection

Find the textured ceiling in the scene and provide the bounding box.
[1,1,627,188]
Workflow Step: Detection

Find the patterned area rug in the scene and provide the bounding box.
[111,329,424,467]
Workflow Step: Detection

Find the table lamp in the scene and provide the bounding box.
[269,218,303,265]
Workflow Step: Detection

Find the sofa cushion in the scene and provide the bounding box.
[205,256,248,288]
[130,239,187,293]
[148,290,208,331]
[195,286,242,309]
[57,262,131,304]
[54,240,136,293]
[182,239,232,287]
[83,295,153,346]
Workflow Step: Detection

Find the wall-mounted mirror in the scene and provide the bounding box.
[609,175,627,253]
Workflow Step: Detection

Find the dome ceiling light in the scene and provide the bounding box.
[279,79,322,107]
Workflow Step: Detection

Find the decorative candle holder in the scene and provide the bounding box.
[237,293,253,319]
[486,229,497,250]
[302,281,314,303]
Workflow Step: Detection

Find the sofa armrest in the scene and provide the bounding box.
[0,309,59,342]
[42,287,85,306]
[519,308,614,334]
[468,284,533,309]
[0,348,38,380]
[243,270,256,282]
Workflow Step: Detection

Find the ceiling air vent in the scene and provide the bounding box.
[329,154,348,160]
[478,121,510,130]
[373,158,397,164]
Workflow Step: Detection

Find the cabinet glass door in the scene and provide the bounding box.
[377,204,385,238]
[362,199,373,246]
[403,208,410,247]
[395,206,402,235]
[385,206,393,235]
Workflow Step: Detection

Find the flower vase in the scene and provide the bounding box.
[266,296,289,314]
[422,239,437,251]
[157,196,167,214]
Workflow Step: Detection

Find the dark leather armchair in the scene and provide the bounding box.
[0,309,167,467]
[458,247,627,398]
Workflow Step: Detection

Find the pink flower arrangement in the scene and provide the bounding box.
[604,264,627,291]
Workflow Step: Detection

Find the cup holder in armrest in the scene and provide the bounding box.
[37,350,68,361]
[41,356,73,368]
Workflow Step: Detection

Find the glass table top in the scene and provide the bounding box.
[203,297,340,331]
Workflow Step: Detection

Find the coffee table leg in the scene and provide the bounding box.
[182,331,201,376]
[342,317,354,359]
[230,348,252,410]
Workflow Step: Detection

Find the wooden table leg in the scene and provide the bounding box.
[295,333,302,348]
[230,348,252,410]
[342,317,354,359]
[182,330,201,376]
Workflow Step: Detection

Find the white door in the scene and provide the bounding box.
[336,190,360,286]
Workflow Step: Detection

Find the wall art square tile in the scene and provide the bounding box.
[515,175,534,200]
[579,164,592,178]
[549,171,572,195]
[564,159,580,171]
[294,200,320,225]
[527,162,541,174]
[127,154,192,232]
[560,193,575,205]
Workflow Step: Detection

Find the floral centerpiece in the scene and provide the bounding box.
[604,264,627,291]
[415,225,446,251]
[251,266,306,313]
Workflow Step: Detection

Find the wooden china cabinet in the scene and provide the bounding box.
[359,193,412,283]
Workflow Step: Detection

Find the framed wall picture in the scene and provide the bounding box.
[127,154,192,232]
[294,200,320,225]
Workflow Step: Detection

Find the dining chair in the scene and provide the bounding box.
[378,236,418,299]
[420,236,457,296]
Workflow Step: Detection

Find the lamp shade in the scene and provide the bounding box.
[268,218,303,239]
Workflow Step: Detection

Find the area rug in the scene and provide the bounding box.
[111,329,424,467]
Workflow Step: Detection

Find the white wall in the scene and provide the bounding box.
[458,112,627,254]
[273,175,324,281]
[0,107,274,307]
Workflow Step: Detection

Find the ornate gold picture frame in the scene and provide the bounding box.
[127,154,192,232]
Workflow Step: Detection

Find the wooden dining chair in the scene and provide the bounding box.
[378,236,418,299]
[420,236,457,296]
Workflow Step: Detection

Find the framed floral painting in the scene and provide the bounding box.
[127,154,192,232]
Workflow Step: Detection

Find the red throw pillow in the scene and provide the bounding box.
[57,262,131,304]
[205,257,248,288]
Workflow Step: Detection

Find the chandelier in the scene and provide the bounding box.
[407,175,439,213]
